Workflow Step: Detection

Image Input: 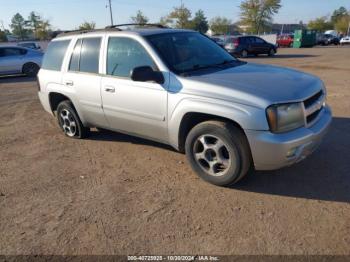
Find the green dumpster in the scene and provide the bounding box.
[293,30,316,48]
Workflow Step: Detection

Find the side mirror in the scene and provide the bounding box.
[130,66,164,84]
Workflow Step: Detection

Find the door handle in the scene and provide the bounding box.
[65,80,74,86]
[104,86,115,93]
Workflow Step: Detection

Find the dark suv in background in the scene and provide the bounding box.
[224,36,277,57]
[317,34,340,46]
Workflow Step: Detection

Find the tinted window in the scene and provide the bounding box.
[107,37,155,77]
[254,37,265,44]
[240,37,248,44]
[79,37,101,74]
[42,40,70,71]
[2,48,26,56]
[69,39,82,71]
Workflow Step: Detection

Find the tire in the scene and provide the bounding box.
[185,120,252,186]
[56,100,89,139]
[268,48,276,56]
[240,50,248,58]
[22,62,40,77]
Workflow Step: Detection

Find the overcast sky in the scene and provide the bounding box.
[1,0,349,30]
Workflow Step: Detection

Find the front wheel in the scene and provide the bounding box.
[185,121,252,186]
[57,100,89,139]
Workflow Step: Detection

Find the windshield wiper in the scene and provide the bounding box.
[180,59,243,76]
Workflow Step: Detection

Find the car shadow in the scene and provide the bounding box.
[244,54,318,59]
[88,118,349,203]
[88,129,177,152]
[0,75,37,83]
[234,117,350,203]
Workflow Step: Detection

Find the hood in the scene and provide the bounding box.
[179,63,324,108]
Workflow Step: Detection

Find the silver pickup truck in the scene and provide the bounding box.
[38,25,332,186]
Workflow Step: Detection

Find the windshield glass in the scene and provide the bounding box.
[146,32,237,75]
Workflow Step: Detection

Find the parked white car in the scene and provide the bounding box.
[340,36,350,45]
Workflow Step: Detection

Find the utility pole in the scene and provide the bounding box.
[108,0,114,26]
[347,20,350,36]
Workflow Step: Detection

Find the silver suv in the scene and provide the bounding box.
[38,25,332,186]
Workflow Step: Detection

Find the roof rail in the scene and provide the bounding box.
[105,23,168,29]
[56,27,121,38]
[56,24,168,38]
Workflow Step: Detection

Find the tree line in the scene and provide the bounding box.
[0,11,52,41]
[0,0,283,41]
[307,7,350,33]
[1,1,349,42]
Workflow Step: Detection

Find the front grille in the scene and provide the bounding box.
[306,107,322,123]
[304,90,323,108]
[303,90,325,126]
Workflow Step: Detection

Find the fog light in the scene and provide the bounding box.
[286,147,298,158]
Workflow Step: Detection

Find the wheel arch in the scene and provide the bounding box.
[49,92,88,126]
[49,92,72,112]
[177,112,246,153]
[21,61,39,72]
[168,98,268,152]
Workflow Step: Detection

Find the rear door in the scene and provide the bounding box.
[254,37,270,53]
[62,36,109,128]
[246,37,258,53]
[100,36,168,142]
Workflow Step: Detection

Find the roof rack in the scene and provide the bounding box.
[105,23,168,29]
[56,24,169,38]
[56,28,121,38]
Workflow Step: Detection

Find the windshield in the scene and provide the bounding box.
[146,32,238,75]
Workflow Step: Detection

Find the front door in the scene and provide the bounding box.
[101,36,168,143]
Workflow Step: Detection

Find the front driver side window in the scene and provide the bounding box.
[107,37,156,78]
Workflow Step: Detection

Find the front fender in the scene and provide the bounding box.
[168,97,269,149]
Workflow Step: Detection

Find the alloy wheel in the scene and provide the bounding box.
[60,109,77,137]
[193,134,234,177]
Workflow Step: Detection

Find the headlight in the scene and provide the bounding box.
[266,103,304,133]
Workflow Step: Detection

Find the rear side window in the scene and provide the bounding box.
[255,37,265,44]
[42,40,70,71]
[79,38,101,74]
[240,37,247,44]
[1,48,27,56]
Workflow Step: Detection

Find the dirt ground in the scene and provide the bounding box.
[0,46,349,256]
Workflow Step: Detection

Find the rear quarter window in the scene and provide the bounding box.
[42,40,71,71]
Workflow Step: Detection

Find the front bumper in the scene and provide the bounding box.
[245,105,332,170]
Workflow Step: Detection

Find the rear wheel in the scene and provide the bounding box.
[185,121,252,186]
[241,50,248,58]
[22,62,39,76]
[57,100,89,139]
